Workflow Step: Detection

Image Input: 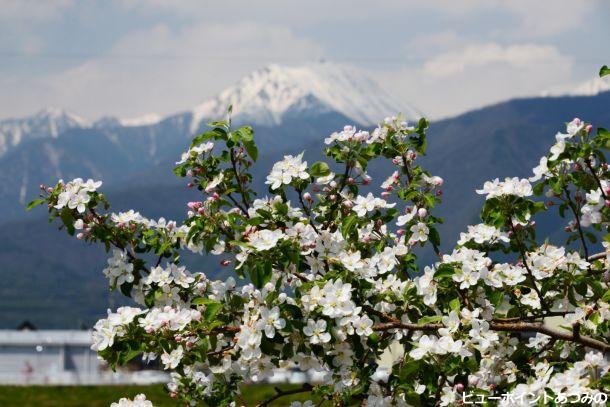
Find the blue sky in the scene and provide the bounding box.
[1,0,609,120]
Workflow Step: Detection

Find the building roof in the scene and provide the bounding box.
[0,330,93,346]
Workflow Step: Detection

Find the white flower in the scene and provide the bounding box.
[410,222,429,242]
[549,132,570,160]
[107,306,143,327]
[303,319,331,344]
[339,250,363,272]
[161,346,184,369]
[409,335,437,360]
[396,206,418,226]
[476,177,532,200]
[457,223,509,246]
[265,153,309,189]
[414,266,437,306]
[566,118,584,136]
[110,394,153,407]
[205,173,224,193]
[256,306,285,338]
[352,193,395,217]
[354,315,373,337]
[530,156,550,182]
[103,249,134,287]
[439,311,460,336]
[248,229,284,251]
[520,291,541,309]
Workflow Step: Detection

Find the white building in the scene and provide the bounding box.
[0,330,168,385]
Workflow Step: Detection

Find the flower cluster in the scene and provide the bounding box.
[31,109,610,406]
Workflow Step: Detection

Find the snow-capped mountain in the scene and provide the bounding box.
[0,62,421,157]
[190,63,422,132]
[0,108,90,157]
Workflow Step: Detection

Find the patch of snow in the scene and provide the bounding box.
[120,113,162,127]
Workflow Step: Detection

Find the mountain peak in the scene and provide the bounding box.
[0,107,91,157]
[190,62,421,132]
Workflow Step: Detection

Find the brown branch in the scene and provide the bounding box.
[373,321,610,353]
[230,147,250,210]
[587,252,607,262]
[256,383,313,407]
[508,218,550,313]
[562,187,589,259]
[585,158,607,201]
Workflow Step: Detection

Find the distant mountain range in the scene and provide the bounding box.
[1,63,609,328]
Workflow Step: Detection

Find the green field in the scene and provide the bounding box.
[0,384,318,406]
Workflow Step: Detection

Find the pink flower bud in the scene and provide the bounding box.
[573,118,581,125]
[381,191,391,198]
[436,190,443,196]
[303,192,312,201]
[530,220,536,227]
[39,184,46,190]
[347,177,355,185]
[212,192,220,200]
[221,260,231,266]
[376,219,383,227]
[454,383,465,393]
[574,163,582,171]
[417,208,427,218]
[392,158,399,165]
[198,207,205,215]
[330,181,337,189]
[586,124,593,133]
[329,194,337,201]
[605,200,610,208]
[76,233,84,240]
[362,178,372,185]
[47,187,54,194]
[187,182,194,188]
[397,229,405,236]
[564,226,572,232]
[343,200,353,209]
[385,186,393,191]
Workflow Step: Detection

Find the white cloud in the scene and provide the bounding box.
[31,22,323,119]
[0,0,73,21]
[423,43,570,77]
[376,42,573,119]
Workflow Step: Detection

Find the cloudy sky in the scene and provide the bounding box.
[1,0,608,121]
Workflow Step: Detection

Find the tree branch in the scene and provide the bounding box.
[256,383,313,407]
[373,321,610,353]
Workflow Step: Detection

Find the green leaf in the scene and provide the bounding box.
[243,139,258,162]
[309,161,331,177]
[417,315,442,324]
[341,215,358,239]
[204,301,223,322]
[192,297,217,305]
[190,128,226,148]
[251,261,273,288]
[429,227,440,247]
[26,199,45,211]
[600,65,610,78]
